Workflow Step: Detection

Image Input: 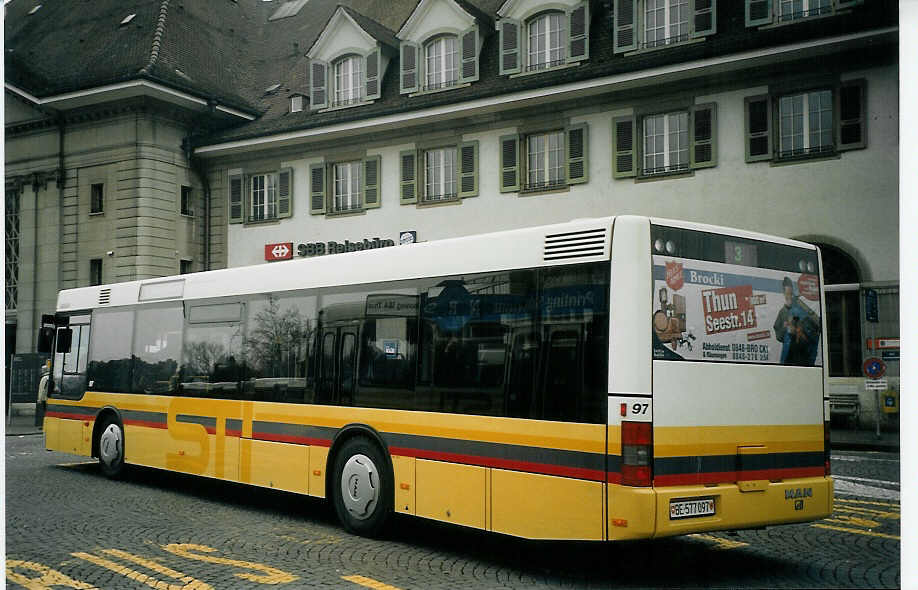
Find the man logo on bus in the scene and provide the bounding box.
[665,262,684,291]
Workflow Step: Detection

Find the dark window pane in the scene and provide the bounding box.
[132,305,183,394]
[88,309,134,393]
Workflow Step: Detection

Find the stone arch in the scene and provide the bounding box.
[791,235,866,283]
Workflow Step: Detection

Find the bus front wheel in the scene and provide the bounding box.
[97,418,125,479]
[332,437,391,537]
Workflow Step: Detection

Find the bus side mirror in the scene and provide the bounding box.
[37,327,55,353]
[56,328,73,353]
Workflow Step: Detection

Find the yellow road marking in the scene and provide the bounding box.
[834,505,900,519]
[71,552,212,590]
[835,498,898,508]
[811,523,900,540]
[341,574,403,590]
[101,549,197,584]
[6,559,99,590]
[161,544,297,584]
[688,534,749,550]
[824,516,880,528]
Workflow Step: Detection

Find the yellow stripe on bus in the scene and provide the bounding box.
[653,425,824,456]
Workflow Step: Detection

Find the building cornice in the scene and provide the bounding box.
[195,26,897,157]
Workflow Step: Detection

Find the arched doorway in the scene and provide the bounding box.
[815,243,861,377]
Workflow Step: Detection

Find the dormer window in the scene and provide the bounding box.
[745,0,861,27]
[425,35,459,90]
[333,55,364,107]
[498,1,589,76]
[613,0,716,53]
[527,12,565,71]
[644,0,690,48]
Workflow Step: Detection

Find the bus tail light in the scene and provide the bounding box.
[622,421,653,487]
[824,421,831,475]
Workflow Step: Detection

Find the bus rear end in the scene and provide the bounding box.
[609,217,831,540]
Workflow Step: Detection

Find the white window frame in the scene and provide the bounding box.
[642,111,689,175]
[423,147,458,202]
[333,161,362,212]
[778,89,833,157]
[249,173,277,221]
[424,35,459,91]
[526,12,566,71]
[644,0,690,48]
[525,130,565,189]
[333,55,363,107]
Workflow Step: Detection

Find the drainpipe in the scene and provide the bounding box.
[191,154,211,271]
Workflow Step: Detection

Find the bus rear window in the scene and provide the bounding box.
[650,225,822,366]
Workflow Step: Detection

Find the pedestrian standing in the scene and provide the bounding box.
[35,361,50,428]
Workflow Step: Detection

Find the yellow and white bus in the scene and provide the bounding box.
[40,216,832,540]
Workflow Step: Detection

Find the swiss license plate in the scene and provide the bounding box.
[669,497,716,520]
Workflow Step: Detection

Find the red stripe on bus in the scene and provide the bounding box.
[45,411,94,422]
[225,429,242,438]
[389,446,606,482]
[253,432,332,447]
[653,466,826,487]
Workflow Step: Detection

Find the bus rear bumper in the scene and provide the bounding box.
[609,476,833,540]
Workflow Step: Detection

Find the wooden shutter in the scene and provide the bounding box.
[692,0,716,37]
[460,26,479,83]
[309,163,326,214]
[228,171,244,223]
[745,0,772,27]
[568,2,589,63]
[612,117,636,178]
[400,150,417,204]
[365,49,381,100]
[363,156,381,209]
[838,79,866,151]
[690,104,717,169]
[458,141,478,198]
[400,42,419,94]
[614,0,638,54]
[499,19,521,75]
[566,123,589,184]
[499,135,519,192]
[277,167,293,218]
[744,95,772,162]
[310,60,328,110]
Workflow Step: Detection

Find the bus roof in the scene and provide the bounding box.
[55,216,815,312]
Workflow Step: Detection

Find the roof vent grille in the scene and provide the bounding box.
[543,228,607,261]
[99,288,112,305]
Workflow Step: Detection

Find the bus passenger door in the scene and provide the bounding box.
[315,327,358,405]
[337,328,357,406]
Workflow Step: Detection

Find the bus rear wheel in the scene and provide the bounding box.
[332,437,391,537]
[97,417,125,479]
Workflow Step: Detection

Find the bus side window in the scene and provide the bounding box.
[88,309,135,395]
[541,328,583,422]
[52,323,90,398]
[506,331,539,419]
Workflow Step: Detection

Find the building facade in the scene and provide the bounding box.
[5,0,899,426]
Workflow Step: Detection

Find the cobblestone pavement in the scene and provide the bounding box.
[5,435,900,589]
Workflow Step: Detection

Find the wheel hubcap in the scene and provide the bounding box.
[340,453,378,520]
[99,424,122,467]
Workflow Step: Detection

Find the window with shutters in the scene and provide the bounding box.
[250,173,277,222]
[423,147,458,202]
[333,161,362,213]
[613,0,715,54]
[500,124,588,194]
[527,12,566,71]
[332,55,364,107]
[613,104,716,179]
[425,35,459,91]
[498,2,589,76]
[745,0,860,27]
[743,80,865,163]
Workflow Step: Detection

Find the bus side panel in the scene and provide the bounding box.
[491,470,604,540]
[308,446,329,498]
[45,416,91,456]
[246,439,308,494]
[415,459,487,529]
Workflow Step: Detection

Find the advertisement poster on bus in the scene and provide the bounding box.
[651,256,822,366]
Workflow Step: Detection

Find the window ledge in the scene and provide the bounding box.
[417,196,461,208]
[509,61,579,79]
[318,100,373,113]
[180,213,194,219]
[636,169,694,182]
[326,208,367,218]
[244,217,281,226]
[756,10,848,30]
[409,82,471,98]
[770,151,841,167]
[518,183,570,196]
[89,211,104,217]
[624,37,706,56]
